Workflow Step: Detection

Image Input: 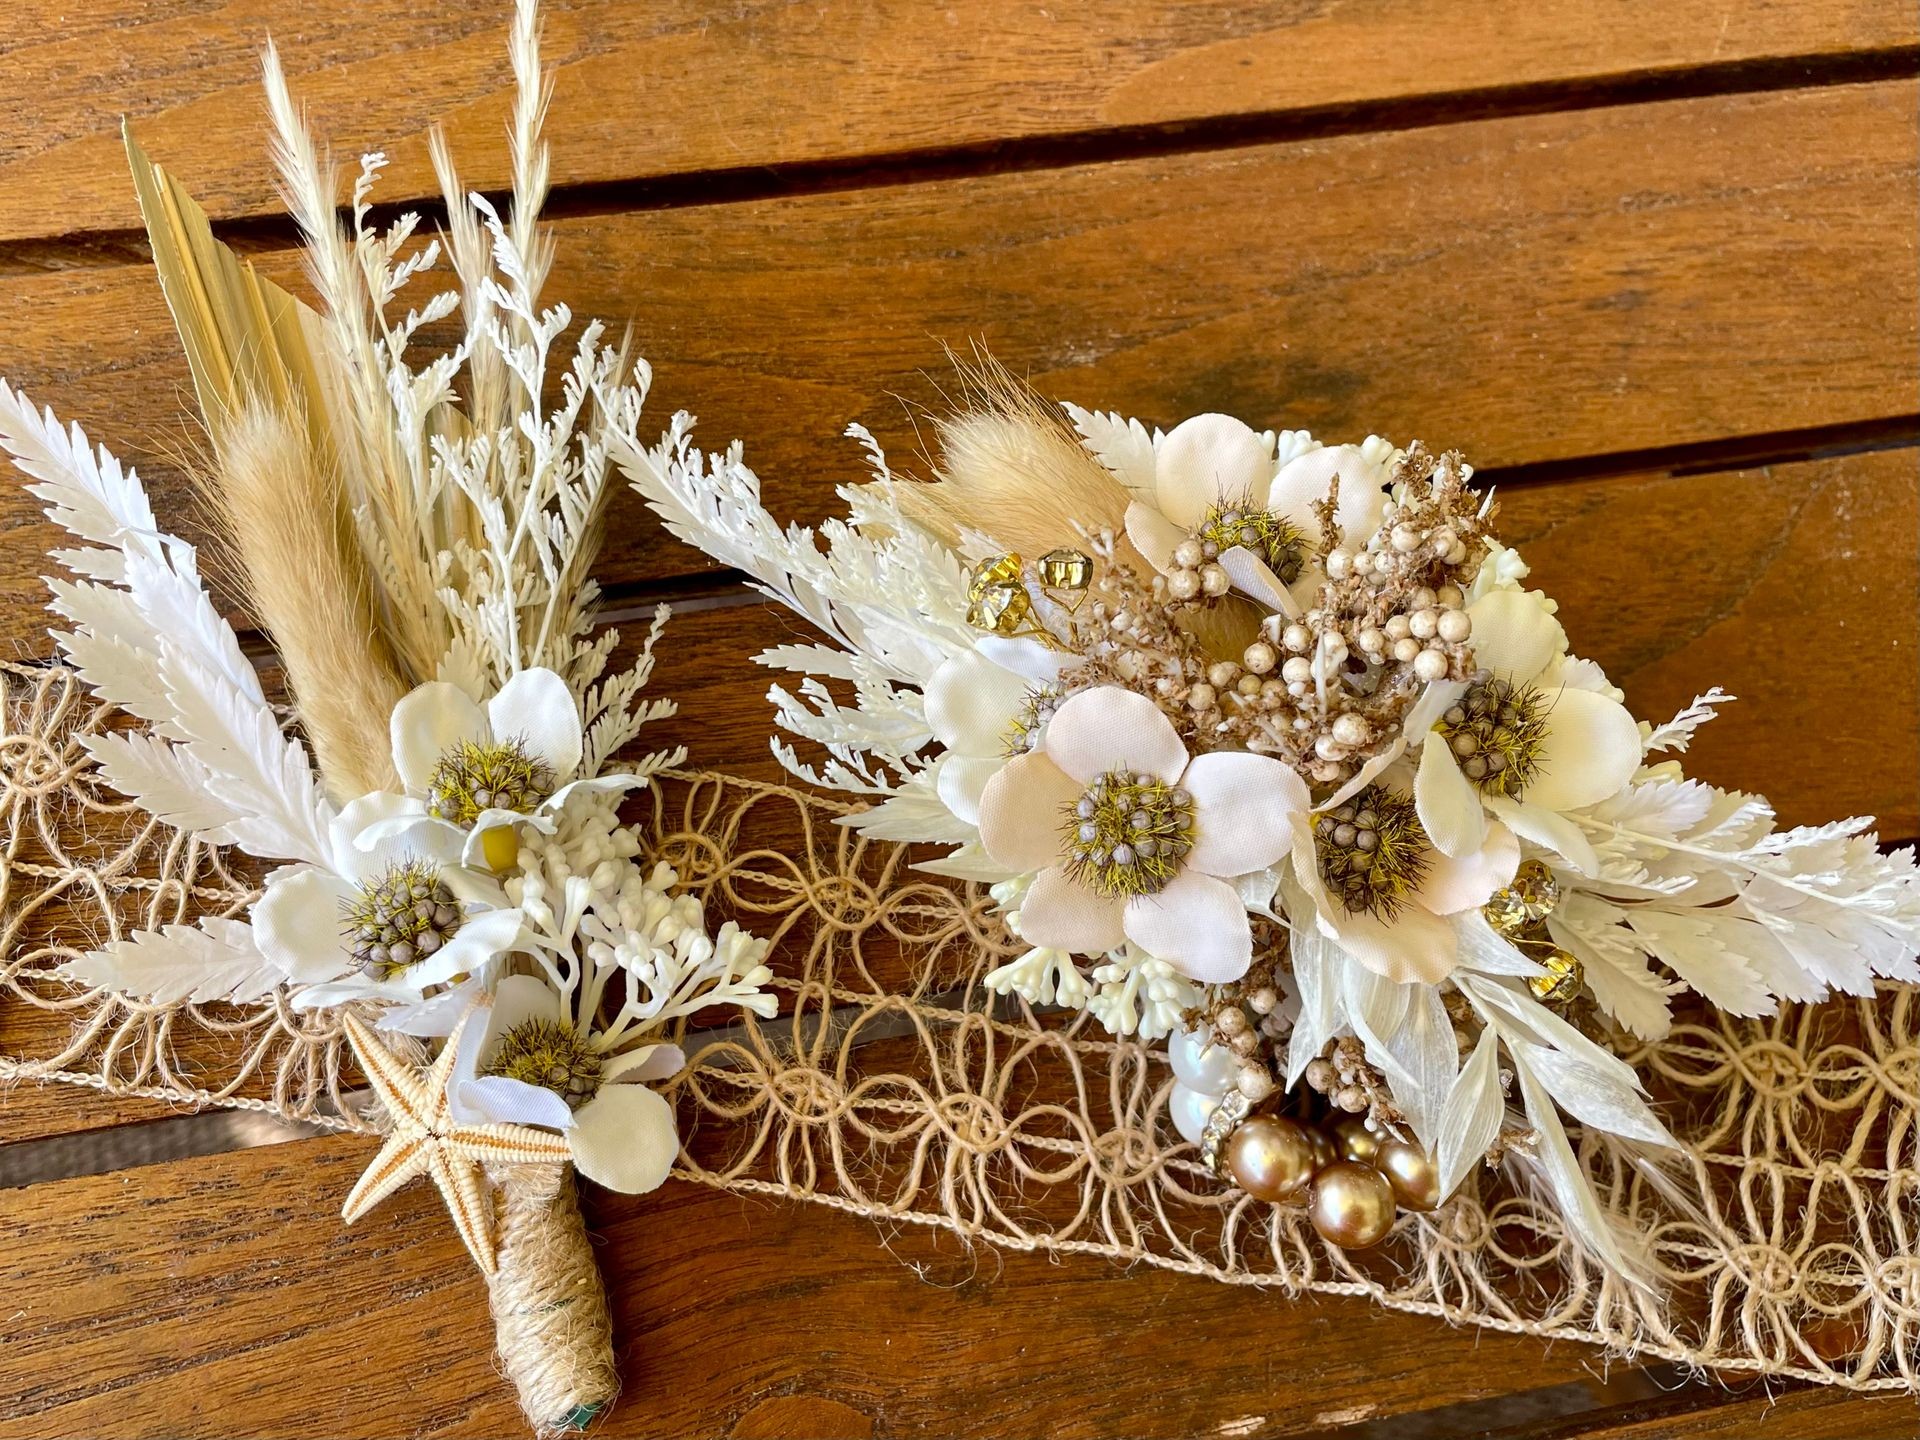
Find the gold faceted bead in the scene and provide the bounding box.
[1037,547,1094,590]
[966,553,1033,635]
[1225,1115,1317,1203]
[1484,857,1561,936]
[1527,947,1585,1006]
[1374,1137,1443,1212]
[1309,1161,1398,1249]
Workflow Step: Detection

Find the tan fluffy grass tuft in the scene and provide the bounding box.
[210,406,409,799]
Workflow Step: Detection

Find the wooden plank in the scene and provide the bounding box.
[0,1133,1695,1437]
[0,1,1912,247]
[3,447,1916,1146]
[1536,1384,1920,1439]
[0,79,1915,613]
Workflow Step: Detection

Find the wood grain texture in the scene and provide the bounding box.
[4,1133,1912,1439]
[0,79,1915,615]
[1534,1385,1920,1439]
[0,0,1912,246]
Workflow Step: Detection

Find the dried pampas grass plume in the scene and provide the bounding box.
[211,406,408,800]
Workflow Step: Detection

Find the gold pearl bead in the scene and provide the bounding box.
[1332,1115,1381,1165]
[1374,1137,1443,1212]
[1309,1161,1397,1249]
[1225,1116,1316,1203]
[1305,1125,1338,1173]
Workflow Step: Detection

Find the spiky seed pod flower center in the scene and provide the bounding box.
[483,1018,604,1111]
[1316,787,1429,918]
[342,860,463,978]
[1438,675,1549,797]
[426,738,557,826]
[1062,768,1196,899]
[1196,500,1307,584]
[1004,685,1066,757]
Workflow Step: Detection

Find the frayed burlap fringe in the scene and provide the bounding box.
[6,660,1920,1393]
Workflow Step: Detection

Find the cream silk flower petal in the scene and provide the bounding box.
[1415,736,1489,859]
[1218,545,1302,618]
[936,752,1006,827]
[1464,589,1567,684]
[254,866,356,984]
[1414,820,1520,916]
[570,1082,680,1193]
[486,667,584,780]
[1319,900,1459,985]
[1044,685,1189,787]
[1154,413,1274,528]
[1525,688,1645,811]
[1181,751,1308,876]
[1123,869,1254,982]
[1267,444,1388,547]
[457,1074,578,1132]
[601,1042,686,1085]
[1124,499,1188,574]
[973,634,1069,686]
[977,751,1082,873]
[391,681,490,794]
[1018,865,1129,954]
[925,649,1031,753]
[1486,795,1602,877]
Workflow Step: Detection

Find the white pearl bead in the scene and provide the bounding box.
[1168,569,1200,600]
[1282,656,1313,683]
[1282,624,1311,653]
[1201,565,1231,596]
[1325,548,1351,580]
[1169,1081,1222,1145]
[1409,608,1439,639]
[1413,649,1449,681]
[1358,627,1386,655]
[1391,525,1419,552]
[1331,713,1371,747]
[1436,584,1464,608]
[1243,641,1277,674]
[1169,1027,1239,1094]
[1314,734,1346,762]
[1188,682,1217,710]
[1438,609,1472,642]
[1392,637,1422,663]
[1384,615,1411,640]
[1320,635,1349,665]
[1173,538,1204,569]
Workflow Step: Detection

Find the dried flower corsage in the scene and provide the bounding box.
[626,360,1920,1284]
[0,4,773,1431]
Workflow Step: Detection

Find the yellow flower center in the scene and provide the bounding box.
[1062,769,1196,899]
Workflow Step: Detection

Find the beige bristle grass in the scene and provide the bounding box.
[897,350,1134,559]
[209,406,408,799]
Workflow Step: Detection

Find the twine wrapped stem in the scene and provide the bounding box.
[489,1163,618,1434]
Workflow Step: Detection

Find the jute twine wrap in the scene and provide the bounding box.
[6,660,1920,1394]
[490,1164,619,1434]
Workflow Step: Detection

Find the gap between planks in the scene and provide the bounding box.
[0,43,1914,280]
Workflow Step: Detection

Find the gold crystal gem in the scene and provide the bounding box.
[1484,858,1560,936]
[1037,547,1094,590]
[966,553,1034,635]
[1527,948,1584,1006]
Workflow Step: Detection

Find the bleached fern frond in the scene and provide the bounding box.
[62,918,284,1007]
[1,382,334,866]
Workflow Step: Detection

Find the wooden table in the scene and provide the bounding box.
[2,4,1917,1436]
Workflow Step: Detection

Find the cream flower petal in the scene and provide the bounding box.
[1267,444,1388,546]
[391,682,490,794]
[936,753,1006,827]
[338,790,427,857]
[1486,796,1602,877]
[925,650,1030,753]
[409,906,523,991]
[974,634,1067,686]
[977,751,1082,873]
[255,866,355,984]
[1123,870,1253,983]
[1320,901,1459,985]
[1414,820,1520,916]
[487,667,584,779]
[1415,737,1488,858]
[1155,414,1274,528]
[1124,500,1188,574]
[1044,686,1188,787]
[1181,751,1308,876]
[1525,688,1645,811]
[457,1074,578,1132]
[1018,865,1128,954]
[602,1042,686,1085]
[375,976,486,1037]
[1464,589,1566,684]
[1217,546,1302,618]
[570,1082,680,1194]
[291,976,432,1011]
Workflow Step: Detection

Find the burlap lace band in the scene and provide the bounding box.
[5,661,1916,1391]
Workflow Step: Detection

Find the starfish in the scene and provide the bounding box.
[340,1007,572,1275]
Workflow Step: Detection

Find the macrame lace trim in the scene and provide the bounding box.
[5,661,1916,1391]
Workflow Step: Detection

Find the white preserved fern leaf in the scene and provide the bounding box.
[62,918,283,1006]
